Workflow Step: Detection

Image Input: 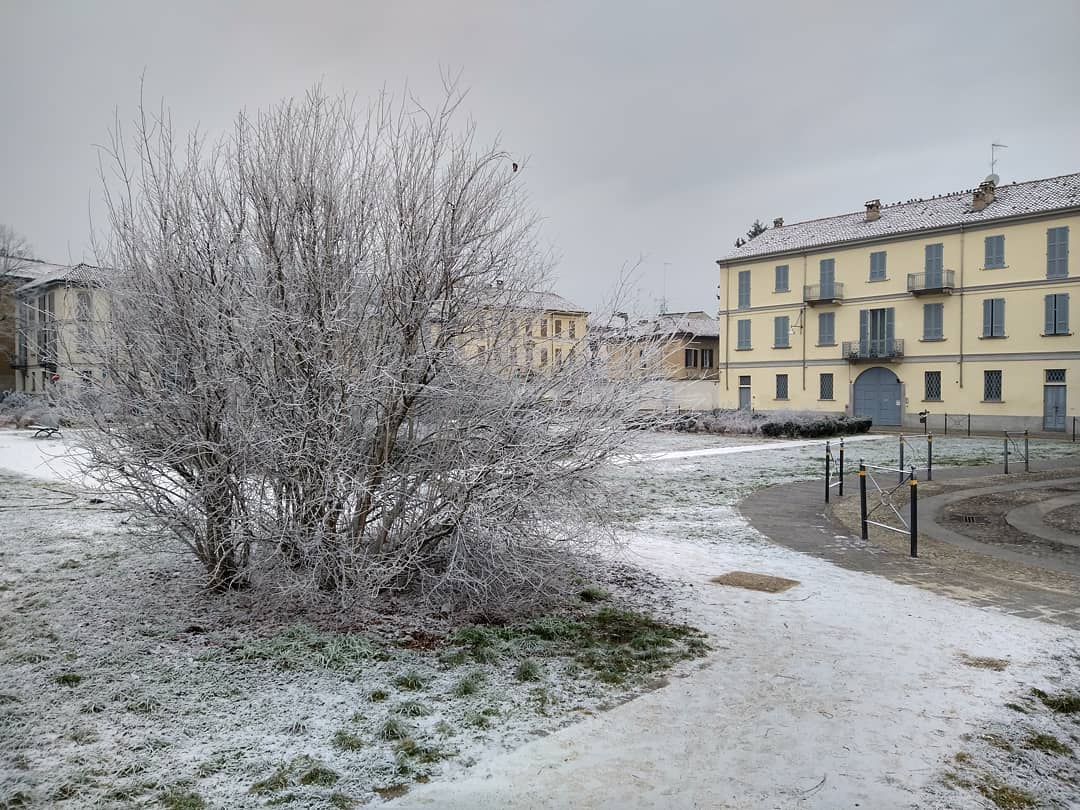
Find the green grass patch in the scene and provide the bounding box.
[515,658,542,682]
[393,670,427,691]
[233,624,378,672]
[1024,732,1073,756]
[578,586,609,603]
[977,779,1037,809]
[1031,688,1080,714]
[451,671,484,697]
[395,699,432,717]
[369,688,389,702]
[297,763,338,787]
[160,787,207,810]
[331,729,364,752]
[378,716,410,741]
[54,672,83,687]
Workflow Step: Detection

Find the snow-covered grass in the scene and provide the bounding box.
[2,428,1079,807]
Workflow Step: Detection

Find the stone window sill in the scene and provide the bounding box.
[978,335,1007,340]
[735,347,753,352]
[919,337,946,343]
[922,398,942,403]
[818,397,835,402]
[867,277,889,283]
[817,342,837,347]
[773,345,792,350]
[1042,332,1073,337]
[981,400,1004,404]
[981,264,1008,271]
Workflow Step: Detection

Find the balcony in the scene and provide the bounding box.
[803,282,844,305]
[8,354,29,370]
[842,338,904,363]
[907,269,956,295]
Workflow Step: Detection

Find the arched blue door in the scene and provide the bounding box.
[853,367,901,426]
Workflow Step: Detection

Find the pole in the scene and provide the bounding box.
[944,412,948,436]
[859,461,868,540]
[909,468,918,558]
[825,441,831,504]
[1024,430,1029,473]
[1004,433,1009,474]
[898,434,905,485]
[967,413,971,437]
[927,433,933,481]
[839,439,845,497]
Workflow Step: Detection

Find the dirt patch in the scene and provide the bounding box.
[709,572,799,593]
[959,653,1009,671]
[1044,504,1080,535]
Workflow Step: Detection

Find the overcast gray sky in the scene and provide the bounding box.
[2,0,1078,312]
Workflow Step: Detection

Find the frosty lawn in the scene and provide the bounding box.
[2,429,1080,807]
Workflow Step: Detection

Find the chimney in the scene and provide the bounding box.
[773,217,784,228]
[972,178,997,211]
[864,199,881,222]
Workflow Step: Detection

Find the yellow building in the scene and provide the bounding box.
[716,173,1078,433]
[1,259,66,392]
[12,263,106,395]
[465,290,588,374]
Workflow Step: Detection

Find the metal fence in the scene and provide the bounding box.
[859,461,919,557]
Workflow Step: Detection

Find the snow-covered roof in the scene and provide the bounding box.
[517,290,587,314]
[1,259,67,283]
[718,172,1080,264]
[653,311,719,338]
[15,263,105,295]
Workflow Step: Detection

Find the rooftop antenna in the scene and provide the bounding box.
[659,261,671,314]
[991,143,1008,176]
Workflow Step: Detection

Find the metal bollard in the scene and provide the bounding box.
[1024,430,1029,473]
[839,438,845,497]
[825,441,831,504]
[1004,433,1009,474]
[898,434,905,485]
[859,461,868,540]
[909,468,918,558]
[927,433,933,481]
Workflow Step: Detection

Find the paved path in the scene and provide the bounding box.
[738,463,1080,631]
[1006,491,1080,547]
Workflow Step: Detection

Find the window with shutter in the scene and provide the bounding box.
[774,265,789,292]
[984,235,1005,269]
[982,298,1005,337]
[925,243,944,286]
[819,259,835,296]
[774,316,789,347]
[923,303,944,340]
[869,251,887,281]
[737,319,751,350]
[1045,294,1070,335]
[738,271,751,309]
[1047,227,1069,279]
[817,312,835,345]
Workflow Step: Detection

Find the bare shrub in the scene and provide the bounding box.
[67,81,675,614]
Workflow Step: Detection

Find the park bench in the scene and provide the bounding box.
[28,425,62,440]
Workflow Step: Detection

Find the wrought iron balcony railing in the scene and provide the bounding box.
[906,269,956,295]
[803,282,844,305]
[842,338,904,362]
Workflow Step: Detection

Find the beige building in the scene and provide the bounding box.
[465,290,588,374]
[716,172,1078,433]
[1,259,66,392]
[12,263,106,395]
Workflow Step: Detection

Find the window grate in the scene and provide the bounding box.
[925,371,942,401]
[984,370,1002,402]
[775,373,789,400]
[819,373,834,401]
[1046,369,1066,383]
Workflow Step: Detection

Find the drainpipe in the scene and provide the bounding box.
[963,223,972,388]
[802,254,808,391]
[717,260,729,392]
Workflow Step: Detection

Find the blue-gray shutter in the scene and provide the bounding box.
[775,265,788,291]
[820,258,835,293]
[738,271,751,307]
[1046,295,1056,335]
[1061,294,1070,333]
[993,299,1004,336]
[1048,227,1070,278]
[885,307,895,343]
[774,316,788,347]
[869,251,886,280]
[859,309,868,354]
[982,299,993,336]
[818,312,834,344]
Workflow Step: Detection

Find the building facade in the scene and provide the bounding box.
[12,263,106,396]
[716,173,1078,433]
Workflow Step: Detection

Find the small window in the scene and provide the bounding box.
[739,375,751,386]
[923,302,944,340]
[982,298,1005,337]
[924,371,942,401]
[984,235,1005,269]
[540,347,549,367]
[869,251,887,281]
[540,319,548,338]
[819,373,834,401]
[775,373,789,400]
[526,345,534,366]
[639,348,647,369]
[736,319,751,350]
[684,348,699,368]
[569,320,576,339]
[774,316,790,348]
[525,320,533,336]
[737,270,751,309]
[701,348,714,369]
[1044,293,1070,335]
[554,319,563,336]
[1046,369,1066,383]
[984,370,1003,402]
[774,265,789,292]
[1047,227,1069,279]
[554,347,563,367]
[817,312,835,345]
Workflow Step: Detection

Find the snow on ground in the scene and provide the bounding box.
[2,427,1079,808]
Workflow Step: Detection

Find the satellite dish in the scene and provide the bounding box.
[984,173,1000,186]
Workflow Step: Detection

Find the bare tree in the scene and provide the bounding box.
[69,83,676,615]
[0,225,34,279]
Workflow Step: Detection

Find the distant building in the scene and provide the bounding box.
[716,172,1078,432]
[12,263,106,395]
[462,289,588,374]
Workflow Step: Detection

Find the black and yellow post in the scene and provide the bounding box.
[926,433,933,481]
[824,441,831,504]
[859,461,868,540]
[909,468,918,558]
[838,439,845,496]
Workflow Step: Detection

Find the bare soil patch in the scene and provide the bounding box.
[1045,504,1080,535]
[960,653,1010,671]
[709,571,799,593]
